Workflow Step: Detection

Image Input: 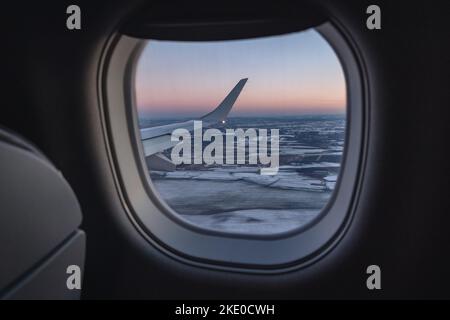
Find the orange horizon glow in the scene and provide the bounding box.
[136,80,345,115]
[135,30,346,117]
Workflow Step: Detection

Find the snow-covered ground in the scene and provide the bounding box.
[144,115,345,235]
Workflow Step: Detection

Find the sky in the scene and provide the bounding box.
[135,29,346,118]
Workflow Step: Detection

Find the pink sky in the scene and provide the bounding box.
[136,30,346,117]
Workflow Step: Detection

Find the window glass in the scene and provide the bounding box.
[135,29,346,235]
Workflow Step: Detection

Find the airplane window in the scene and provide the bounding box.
[134,29,346,235]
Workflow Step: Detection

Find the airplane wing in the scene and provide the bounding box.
[140,78,248,171]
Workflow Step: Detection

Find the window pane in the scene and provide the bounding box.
[135,29,346,235]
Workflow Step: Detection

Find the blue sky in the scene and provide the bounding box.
[135,29,346,117]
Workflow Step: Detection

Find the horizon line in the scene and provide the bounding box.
[138,108,346,117]
[138,113,346,119]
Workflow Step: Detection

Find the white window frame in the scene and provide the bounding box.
[98,22,367,272]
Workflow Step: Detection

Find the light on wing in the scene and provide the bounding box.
[141,78,248,171]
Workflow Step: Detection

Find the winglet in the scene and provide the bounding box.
[201,78,248,123]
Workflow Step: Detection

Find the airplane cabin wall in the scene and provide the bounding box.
[0,0,449,299]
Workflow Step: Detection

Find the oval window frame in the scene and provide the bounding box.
[99,21,367,271]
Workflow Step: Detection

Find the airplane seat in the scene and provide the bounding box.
[0,126,85,300]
